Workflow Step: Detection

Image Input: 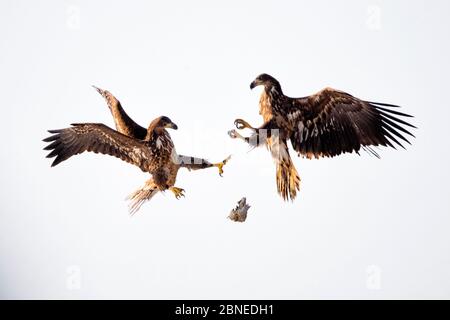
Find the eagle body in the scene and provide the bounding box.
[143,121,179,190]
[230,73,416,201]
[44,87,230,214]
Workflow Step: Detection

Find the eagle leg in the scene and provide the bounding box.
[213,155,231,177]
[228,129,245,140]
[229,129,255,145]
[234,119,255,130]
[170,187,185,199]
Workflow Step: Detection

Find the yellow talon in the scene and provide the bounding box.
[214,155,231,177]
[170,187,185,199]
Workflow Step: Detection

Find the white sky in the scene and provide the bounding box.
[1,0,449,299]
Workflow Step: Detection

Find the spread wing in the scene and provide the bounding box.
[93,86,147,139]
[43,123,152,171]
[285,88,416,158]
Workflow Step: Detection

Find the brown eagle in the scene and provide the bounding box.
[229,73,415,201]
[44,86,230,214]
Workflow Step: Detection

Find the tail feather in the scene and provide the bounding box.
[126,179,159,215]
[276,158,300,201]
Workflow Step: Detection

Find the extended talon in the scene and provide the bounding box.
[170,187,185,199]
[214,155,231,177]
[228,129,242,139]
[234,119,252,130]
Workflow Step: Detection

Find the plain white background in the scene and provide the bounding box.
[0,0,449,299]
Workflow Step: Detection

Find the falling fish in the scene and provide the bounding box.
[228,197,251,222]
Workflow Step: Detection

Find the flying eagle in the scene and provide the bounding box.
[44,86,230,214]
[229,73,415,201]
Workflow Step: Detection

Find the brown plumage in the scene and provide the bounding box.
[44,118,176,170]
[44,87,230,214]
[92,86,231,173]
[92,86,147,139]
[229,73,415,201]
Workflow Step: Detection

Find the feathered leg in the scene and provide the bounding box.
[177,155,231,177]
[275,155,301,201]
[270,137,301,201]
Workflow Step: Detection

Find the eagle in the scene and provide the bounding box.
[229,73,415,201]
[44,86,230,214]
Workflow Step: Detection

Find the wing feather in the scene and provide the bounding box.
[43,123,151,171]
[92,86,148,139]
[286,88,415,158]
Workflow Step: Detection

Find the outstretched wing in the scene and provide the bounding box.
[285,88,416,158]
[43,123,152,171]
[92,86,147,139]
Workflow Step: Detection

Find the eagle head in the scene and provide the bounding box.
[159,116,178,130]
[250,73,280,90]
[152,116,178,130]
